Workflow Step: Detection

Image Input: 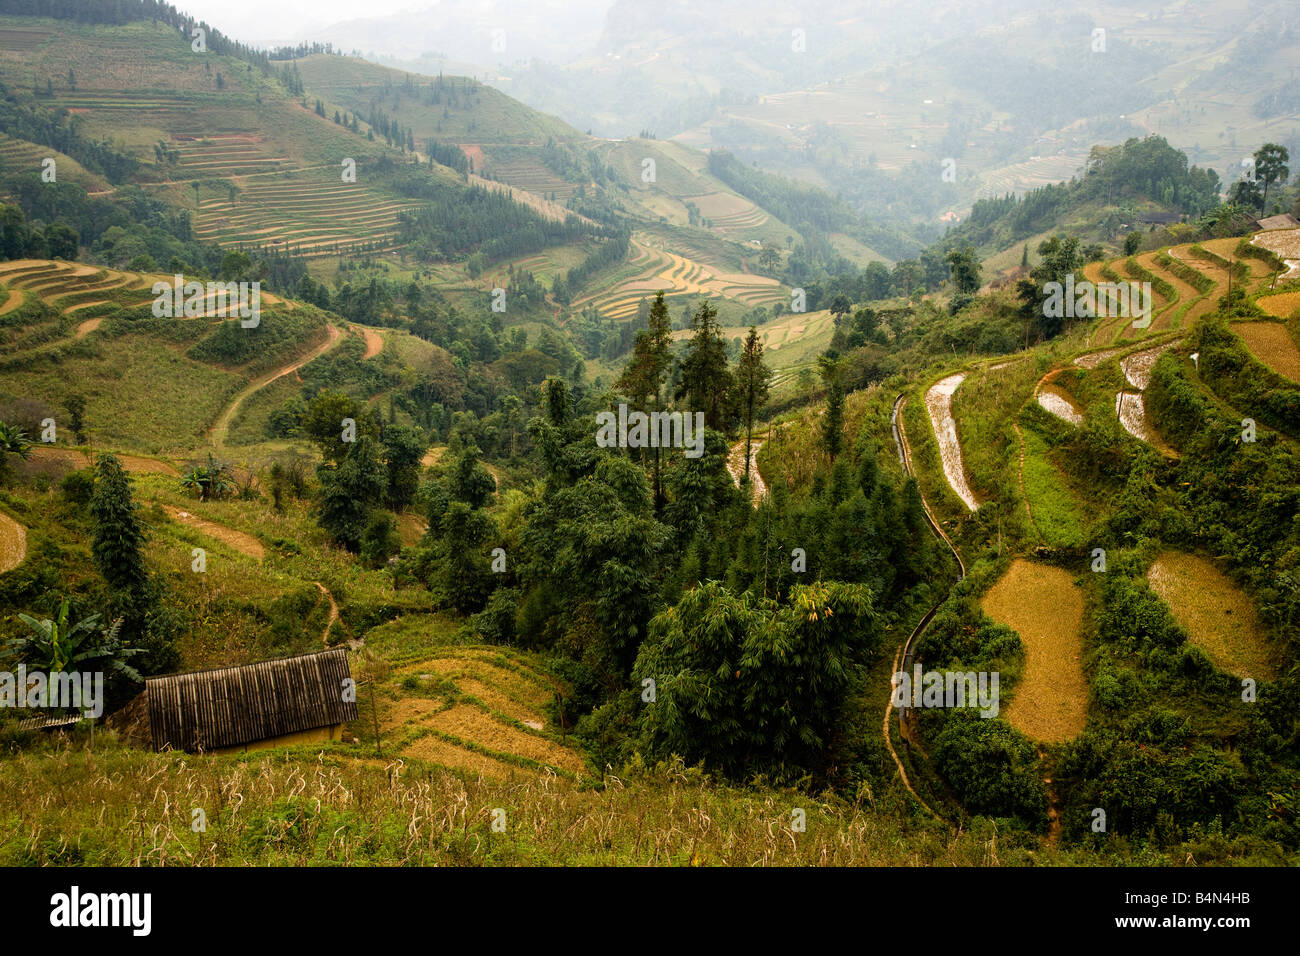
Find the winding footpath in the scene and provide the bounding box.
[207,323,343,450]
[884,395,966,822]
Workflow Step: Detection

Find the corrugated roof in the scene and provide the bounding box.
[146,648,357,752]
[1256,214,1300,231]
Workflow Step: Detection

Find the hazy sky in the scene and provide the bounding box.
[177,0,438,47]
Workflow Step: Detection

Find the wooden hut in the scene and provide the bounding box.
[145,648,357,753]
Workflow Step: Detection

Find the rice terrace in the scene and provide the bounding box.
[0,0,1297,920]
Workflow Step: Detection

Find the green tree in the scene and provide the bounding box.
[5,597,142,687]
[819,355,845,462]
[616,291,674,506]
[1254,143,1290,214]
[945,244,982,294]
[676,299,733,429]
[633,580,878,779]
[90,454,149,598]
[316,435,386,552]
[381,424,427,511]
[65,394,87,445]
[0,421,32,483]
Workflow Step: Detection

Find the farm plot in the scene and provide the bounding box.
[1147,552,1277,681]
[981,560,1088,743]
[1231,321,1300,382]
[1251,228,1300,280]
[1254,292,1300,321]
[1036,383,1084,426]
[195,169,419,257]
[925,373,979,511]
[379,644,586,779]
[172,134,288,175]
[576,239,785,319]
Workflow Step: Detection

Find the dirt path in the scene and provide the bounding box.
[314,581,340,645]
[0,288,22,315]
[0,511,26,574]
[163,505,265,559]
[208,323,342,450]
[353,324,384,359]
[74,316,103,339]
[726,436,767,504]
[29,446,180,476]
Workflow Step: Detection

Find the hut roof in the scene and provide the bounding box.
[146,648,357,752]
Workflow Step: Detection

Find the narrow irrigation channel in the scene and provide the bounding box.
[885,394,968,822]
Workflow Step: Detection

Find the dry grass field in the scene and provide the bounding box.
[1147,552,1277,681]
[981,560,1088,743]
[379,646,587,779]
[1231,321,1300,381]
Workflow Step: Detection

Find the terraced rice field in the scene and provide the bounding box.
[195,169,419,257]
[981,560,1088,742]
[382,645,586,779]
[1036,383,1084,425]
[485,156,578,200]
[925,373,979,511]
[173,134,288,175]
[1114,342,1179,454]
[1202,237,1272,292]
[1251,228,1300,279]
[1254,291,1300,321]
[1147,552,1276,681]
[1231,321,1300,382]
[575,239,785,319]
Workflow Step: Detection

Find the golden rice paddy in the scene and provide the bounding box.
[1253,292,1300,320]
[1231,321,1300,381]
[1147,552,1277,681]
[981,560,1088,742]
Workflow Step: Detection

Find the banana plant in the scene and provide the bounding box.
[5,597,143,682]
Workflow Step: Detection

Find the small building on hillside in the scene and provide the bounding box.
[1254,213,1300,231]
[145,648,357,754]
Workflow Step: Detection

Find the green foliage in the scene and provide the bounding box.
[89,455,147,597]
[633,580,878,781]
[315,436,386,552]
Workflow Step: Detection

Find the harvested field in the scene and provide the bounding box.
[1231,321,1300,381]
[1254,292,1300,321]
[1037,384,1084,426]
[0,511,26,574]
[163,506,266,560]
[1251,228,1300,279]
[402,735,525,780]
[981,560,1088,742]
[1073,347,1122,369]
[423,705,585,775]
[29,446,180,476]
[1147,552,1276,681]
[925,373,979,511]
